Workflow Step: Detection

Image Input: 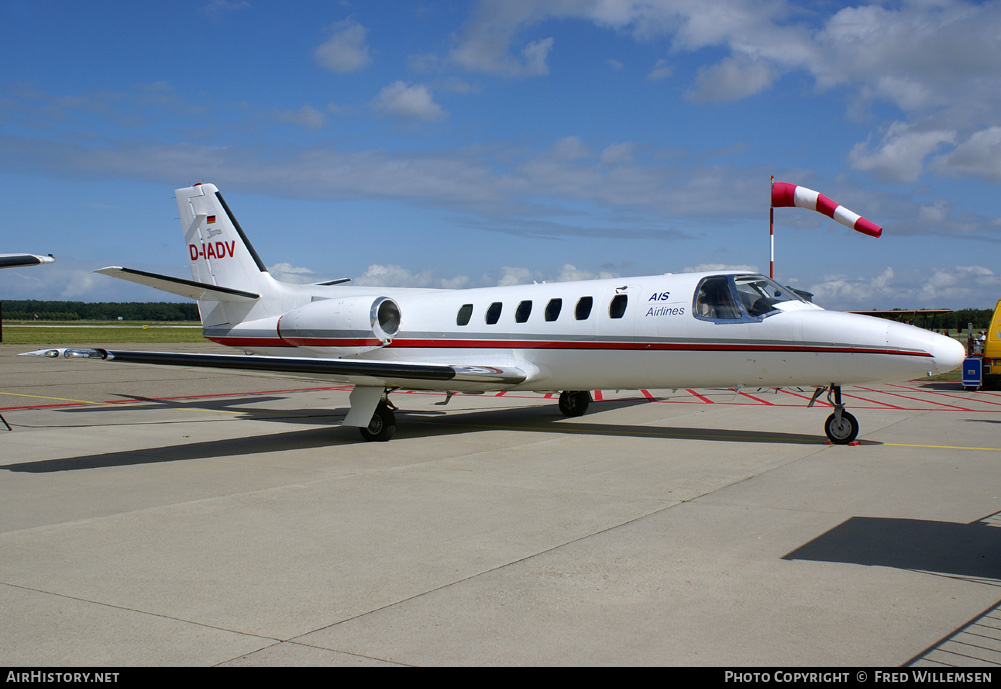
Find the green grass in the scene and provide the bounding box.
[0,322,206,345]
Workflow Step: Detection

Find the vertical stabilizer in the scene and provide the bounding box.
[175,184,286,327]
[176,184,271,289]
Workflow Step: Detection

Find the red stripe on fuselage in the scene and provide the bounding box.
[205,335,932,358]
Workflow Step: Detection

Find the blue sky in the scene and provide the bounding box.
[2,0,1000,310]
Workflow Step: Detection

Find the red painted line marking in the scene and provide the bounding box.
[842,392,904,410]
[686,389,714,404]
[735,390,774,405]
[1,402,89,411]
[0,385,353,412]
[886,383,1001,407]
[777,389,833,406]
[854,386,974,412]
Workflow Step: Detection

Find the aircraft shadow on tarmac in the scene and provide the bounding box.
[45,393,340,424]
[784,512,1001,583]
[1,398,837,473]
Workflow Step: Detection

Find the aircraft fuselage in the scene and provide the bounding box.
[199,272,961,393]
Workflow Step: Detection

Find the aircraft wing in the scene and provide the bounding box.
[95,267,259,301]
[0,253,54,269]
[21,348,532,388]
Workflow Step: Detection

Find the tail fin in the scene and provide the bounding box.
[174,183,289,328]
[176,184,273,292]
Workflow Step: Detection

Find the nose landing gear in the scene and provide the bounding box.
[810,384,860,445]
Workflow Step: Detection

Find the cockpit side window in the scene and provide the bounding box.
[694,276,741,320]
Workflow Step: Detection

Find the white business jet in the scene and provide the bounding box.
[0,253,54,269]
[25,184,965,443]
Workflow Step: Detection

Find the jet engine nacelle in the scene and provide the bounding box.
[278,296,402,355]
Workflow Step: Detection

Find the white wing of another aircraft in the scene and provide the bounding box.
[22,183,965,443]
[0,253,54,269]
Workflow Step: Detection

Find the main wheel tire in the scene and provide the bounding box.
[824,410,859,444]
[558,391,591,417]
[360,403,396,442]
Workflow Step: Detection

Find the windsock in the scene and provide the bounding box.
[771,181,882,238]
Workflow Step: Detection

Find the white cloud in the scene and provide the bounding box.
[352,263,618,290]
[809,265,1001,311]
[439,1,1001,183]
[682,263,759,274]
[646,59,673,82]
[520,37,554,76]
[269,262,319,284]
[600,142,637,166]
[686,55,775,103]
[495,264,618,286]
[553,264,618,282]
[353,264,468,289]
[448,2,555,77]
[274,105,326,130]
[932,126,1001,183]
[496,266,536,286]
[372,82,446,122]
[199,0,250,20]
[848,122,956,183]
[315,20,371,73]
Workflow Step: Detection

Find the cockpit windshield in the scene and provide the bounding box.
[694,274,809,322]
[733,275,807,317]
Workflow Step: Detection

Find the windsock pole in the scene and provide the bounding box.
[769,176,775,278]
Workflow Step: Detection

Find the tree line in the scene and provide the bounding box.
[1,300,199,322]
[878,307,995,332]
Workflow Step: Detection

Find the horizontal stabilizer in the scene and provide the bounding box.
[0,253,54,269]
[21,349,531,387]
[95,267,259,301]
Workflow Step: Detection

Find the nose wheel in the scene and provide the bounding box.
[812,385,860,445]
[824,409,859,444]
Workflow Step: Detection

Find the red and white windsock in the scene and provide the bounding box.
[771,181,882,238]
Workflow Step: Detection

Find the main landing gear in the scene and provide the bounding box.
[360,400,396,442]
[558,391,592,417]
[810,384,859,445]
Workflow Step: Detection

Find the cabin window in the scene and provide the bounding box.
[515,300,532,323]
[609,294,628,319]
[575,296,593,320]
[456,304,473,326]
[694,276,742,320]
[485,302,503,325]
[545,298,562,322]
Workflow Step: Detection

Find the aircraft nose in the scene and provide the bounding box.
[932,333,966,374]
